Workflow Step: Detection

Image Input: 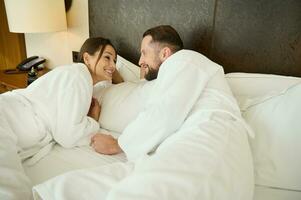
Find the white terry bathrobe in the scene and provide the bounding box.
[33,50,254,200]
[0,63,99,200]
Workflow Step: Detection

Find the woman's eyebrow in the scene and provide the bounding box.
[104,51,113,56]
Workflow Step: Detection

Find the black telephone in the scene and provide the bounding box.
[5,56,46,74]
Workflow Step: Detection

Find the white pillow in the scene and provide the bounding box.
[98,80,155,133]
[226,73,301,191]
[116,55,140,82]
[226,73,301,110]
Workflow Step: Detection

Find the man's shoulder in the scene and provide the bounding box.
[171,49,208,61]
[160,49,222,78]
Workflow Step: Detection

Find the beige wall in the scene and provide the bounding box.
[25,0,89,69]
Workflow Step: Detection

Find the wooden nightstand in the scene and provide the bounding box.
[0,68,50,93]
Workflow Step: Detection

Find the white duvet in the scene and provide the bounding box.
[33,50,254,200]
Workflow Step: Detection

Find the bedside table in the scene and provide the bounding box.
[0,68,50,93]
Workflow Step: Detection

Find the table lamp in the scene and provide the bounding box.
[4,0,67,33]
[3,0,67,74]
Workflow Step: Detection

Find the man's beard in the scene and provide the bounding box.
[144,59,162,81]
[145,67,159,81]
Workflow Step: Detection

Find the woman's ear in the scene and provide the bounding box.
[159,47,172,62]
[83,52,90,67]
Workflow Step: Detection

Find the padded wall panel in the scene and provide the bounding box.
[89,0,301,77]
[89,0,215,64]
[211,0,301,76]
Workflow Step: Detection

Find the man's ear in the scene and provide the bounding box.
[159,47,172,62]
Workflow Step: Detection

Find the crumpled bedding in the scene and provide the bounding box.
[33,50,254,200]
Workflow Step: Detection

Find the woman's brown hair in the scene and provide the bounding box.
[78,37,116,71]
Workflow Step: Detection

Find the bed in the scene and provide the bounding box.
[5,0,301,199]
[88,1,301,198]
[20,54,301,200]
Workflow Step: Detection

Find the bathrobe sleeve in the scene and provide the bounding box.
[118,50,218,161]
[52,68,99,148]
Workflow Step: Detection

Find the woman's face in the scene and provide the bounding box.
[85,45,117,83]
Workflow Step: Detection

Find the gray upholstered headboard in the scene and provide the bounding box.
[89,0,301,77]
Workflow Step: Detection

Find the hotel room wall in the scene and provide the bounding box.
[89,0,214,67]
[24,0,89,69]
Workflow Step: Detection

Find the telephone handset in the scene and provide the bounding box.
[17,56,46,71]
[5,56,46,74]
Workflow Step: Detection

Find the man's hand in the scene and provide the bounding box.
[91,133,122,155]
[87,97,101,121]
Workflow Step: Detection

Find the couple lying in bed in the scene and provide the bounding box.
[0,25,254,200]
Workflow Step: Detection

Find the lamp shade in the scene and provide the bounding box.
[4,0,67,33]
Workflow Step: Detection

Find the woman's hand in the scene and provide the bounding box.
[91,133,123,155]
[112,70,124,84]
[87,97,101,121]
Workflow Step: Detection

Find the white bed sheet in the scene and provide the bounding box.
[23,144,126,186]
[23,138,301,200]
[24,144,301,200]
[23,129,126,186]
[254,185,301,200]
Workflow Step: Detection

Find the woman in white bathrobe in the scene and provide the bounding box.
[0,37,118,200]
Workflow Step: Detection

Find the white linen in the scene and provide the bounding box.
[116,55,140,82]
[225,73,301,98]
[226,73,301,191]
[225,73,301,110]
[243,83,301,190]
[93,80,112,104]
[98,80,155,133]
[33,114,253,200]
[24,145,126,186]
[0,63,99,200]
[24,128,126,186]
[33,50,254,200]
[33,162,134,200]
[254,185,301,200]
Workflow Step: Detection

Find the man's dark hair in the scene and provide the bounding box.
[143,25,183,53]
